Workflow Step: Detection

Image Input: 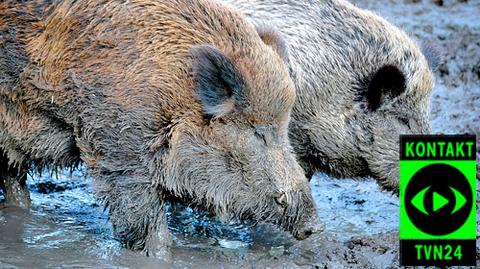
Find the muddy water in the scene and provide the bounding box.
[0,169,399,268]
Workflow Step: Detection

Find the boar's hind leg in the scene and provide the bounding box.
[103,182,172,259]
[0,151,30,207]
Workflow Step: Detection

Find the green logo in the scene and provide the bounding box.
[410,186,455,215]
[399,135,476,266]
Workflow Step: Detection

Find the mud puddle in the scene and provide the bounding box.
[0,169,400,268]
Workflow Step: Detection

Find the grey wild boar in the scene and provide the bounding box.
[225,0,440,190]
[0,0,321,256]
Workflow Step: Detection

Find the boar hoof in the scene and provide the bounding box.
[143,243,172,262]
[0,159,31,208]
[143,226,173,262]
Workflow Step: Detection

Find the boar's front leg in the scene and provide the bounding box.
[98,180,172,259]
[0,151,30,207]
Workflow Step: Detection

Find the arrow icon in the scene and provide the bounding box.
[450,187,467,214]
[411,186,430,215]
[411,186,468,216]
[432,192,449,212]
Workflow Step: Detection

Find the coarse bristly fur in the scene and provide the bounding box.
[224,0,440,191]
[0,0,322,258]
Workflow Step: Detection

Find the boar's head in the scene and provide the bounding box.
[161,41,322,240]
[283,1,440,191]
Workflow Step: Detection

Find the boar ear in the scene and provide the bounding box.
[190,45,247,118]
[255,22,288,61]
[421,42,443,71]
[366,65,406,111]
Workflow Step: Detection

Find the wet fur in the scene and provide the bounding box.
[225,0,436,190]
[0,0,319,256]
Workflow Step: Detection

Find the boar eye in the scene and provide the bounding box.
[398,117,410,128]
[254,130,267,145]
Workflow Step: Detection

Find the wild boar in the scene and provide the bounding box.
[0,0,321,257]
[224,0,440,191]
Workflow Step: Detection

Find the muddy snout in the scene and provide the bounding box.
[274,190,323,240]
[293,216,324,240]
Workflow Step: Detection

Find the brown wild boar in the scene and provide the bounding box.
[225,0,440,191]
[0,0,321,256]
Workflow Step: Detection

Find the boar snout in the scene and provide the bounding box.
[293,215,324,240]
[279,188,323,240]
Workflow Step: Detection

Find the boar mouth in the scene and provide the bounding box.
[276,190,323,240]
[164,184,322,240]
[237,205,323,241]
[282,213,324,240]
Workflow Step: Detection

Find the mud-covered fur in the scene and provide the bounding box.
[0,0,320,256]
[0,150,30,207]
[225,0,437,190]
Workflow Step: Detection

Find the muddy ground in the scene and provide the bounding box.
[0,0,479,268]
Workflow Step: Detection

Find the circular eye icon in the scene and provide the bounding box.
[404,163,472,236]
